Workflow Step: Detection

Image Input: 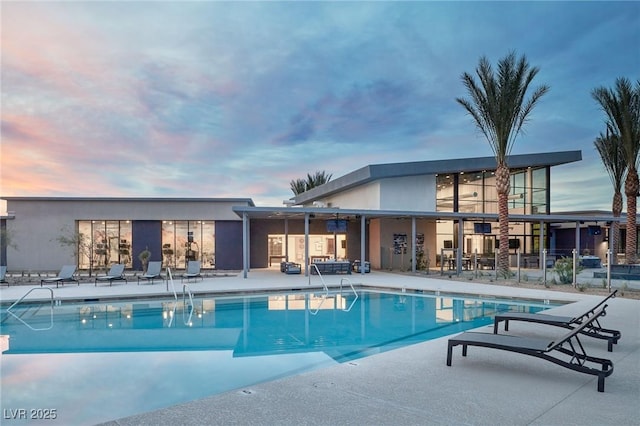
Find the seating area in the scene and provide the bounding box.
[352,260,370,273]
[95,264,127,286]
[40,265,79,288]
[448,306,615,392]
[493,290,621,351]
[181,260,202,282]
[280,262,301,274]
[137,261,163,285]
[594,264,640,280]
[310,260,352,275]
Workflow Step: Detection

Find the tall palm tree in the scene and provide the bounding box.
[594,128,627,260]
[456,51,549,275]
[592,78,640,264]
[289,170,333,195]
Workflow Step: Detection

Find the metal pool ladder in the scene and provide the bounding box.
[307,264,358,315]
[165,267,195,327]
[6,287,55,331]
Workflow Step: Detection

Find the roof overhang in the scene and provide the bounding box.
[232,206,620,225]
[292,150,582,205]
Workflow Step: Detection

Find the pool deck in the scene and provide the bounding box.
[2,269,639,425]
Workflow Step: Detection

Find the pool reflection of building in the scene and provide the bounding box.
[2,291,552,358]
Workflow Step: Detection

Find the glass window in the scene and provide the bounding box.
[162,220,215,269]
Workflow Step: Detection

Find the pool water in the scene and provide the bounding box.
[1,289,555,425]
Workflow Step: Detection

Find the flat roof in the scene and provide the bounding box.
[1,197,256,206]
[293,150,582,204]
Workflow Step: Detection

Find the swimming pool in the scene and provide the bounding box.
[1,288,558,425]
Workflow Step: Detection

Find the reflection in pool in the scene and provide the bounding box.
[1,289,555,425]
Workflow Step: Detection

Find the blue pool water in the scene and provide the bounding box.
[1,289,556,425]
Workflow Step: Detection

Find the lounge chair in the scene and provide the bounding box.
[40,265,79,288]
[447,306,614,392]
[181,260,202,282]
[94,264,127,286]
[137,261,163,285]
[0,266,7,286]
[493,290,621,351]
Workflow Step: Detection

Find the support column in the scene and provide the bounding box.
[411,217,417,273]
[304,213,310,277]
[539,220,545,270]
[457,219,464,275]
[360,215,366,275]
[242,212,248,278]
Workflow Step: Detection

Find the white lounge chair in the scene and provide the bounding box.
[181,260,202,282]
[0,265,8,286]
[137,261,163,285]
[95,264,127,286]
[41,265,78,288]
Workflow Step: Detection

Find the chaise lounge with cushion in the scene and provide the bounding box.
[95,264,127,286]
[447,306,614,392]
[41,265,79,288]
[181,260,202,282]
[137,261,163,284]
[493,290,621,351]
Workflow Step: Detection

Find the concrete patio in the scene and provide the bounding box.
[1,269,638,425]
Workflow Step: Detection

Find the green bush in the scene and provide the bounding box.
[553,256,582,284]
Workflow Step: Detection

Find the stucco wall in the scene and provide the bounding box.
[379,175,436,211]
[323,182,381,209]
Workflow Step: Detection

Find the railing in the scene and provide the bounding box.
[162,267,197,327]
[6,287,55,331]
[339,277,359,312]
[308,264,359,315]
[182,283,195,326]
[308,263,329,315]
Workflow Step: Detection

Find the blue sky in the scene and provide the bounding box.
[1,1,638,211]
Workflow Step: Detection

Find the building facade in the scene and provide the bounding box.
[1,150,621,274]
[1,198,253,272]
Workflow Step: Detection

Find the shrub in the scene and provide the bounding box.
[553,256,582,284]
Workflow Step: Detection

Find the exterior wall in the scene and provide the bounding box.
[319,175,437,211]
[322,182,381,209]
[379,175,436,211]
[215,221,244,270]
[4,198,249,272]
[377,218,435,270]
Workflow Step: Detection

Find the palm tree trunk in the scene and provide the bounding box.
[496,164,511,275]
[625,167,639,264]
[612,191,623,264]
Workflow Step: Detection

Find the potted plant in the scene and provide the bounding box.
[138,247,151,273]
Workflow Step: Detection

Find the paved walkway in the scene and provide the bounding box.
[2,269,639,425]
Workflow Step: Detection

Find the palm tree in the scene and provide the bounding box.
[594,128,627,261]
[305,171,332,189]
[290,178,307,195]
[290,170,333,195]
[456,51,549,275]
[592,78,640,264]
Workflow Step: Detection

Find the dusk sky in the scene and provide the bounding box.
[1,1,638,212]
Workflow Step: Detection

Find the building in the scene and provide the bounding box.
[0,150,621,274]
[0,198,253,272]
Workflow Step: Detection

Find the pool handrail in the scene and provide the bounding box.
[308,263,329,315]
[6,287,55,331]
